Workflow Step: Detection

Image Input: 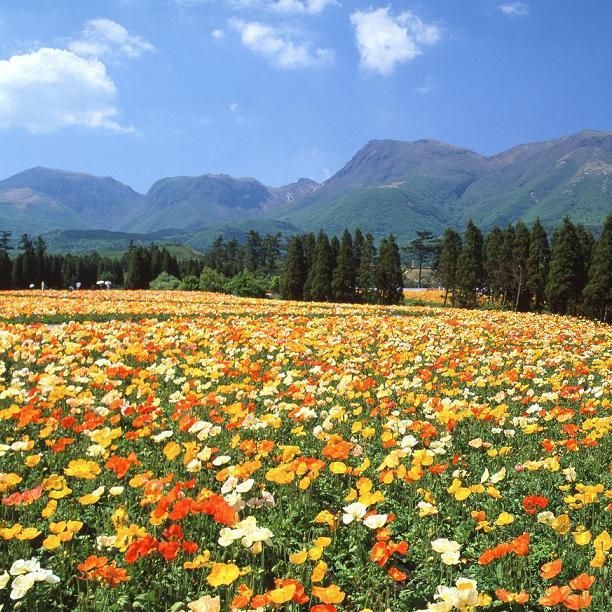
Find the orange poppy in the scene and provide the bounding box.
[540,559,563,579]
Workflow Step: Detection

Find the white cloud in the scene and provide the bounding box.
[68,18,154,60]
[350,7,441,76]
[230,19,333,68]
[229,101,239,112]
[499,2,529,16]
[212,29,225,40]
[227,0,335,14]
[0,47,131,133]
[268,0,336,14]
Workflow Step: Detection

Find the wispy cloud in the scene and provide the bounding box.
[211,29,225,40]
[68,18,154,60]
[499,2,529,17]
[230,18,333,68]
[350,7,441,76]
[228,0,336,14]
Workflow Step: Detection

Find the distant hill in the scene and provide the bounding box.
[1,130,610,249]
[128,174,319,233]
[0,167,145,235]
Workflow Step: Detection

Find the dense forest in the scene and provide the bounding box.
[0,214,610,320]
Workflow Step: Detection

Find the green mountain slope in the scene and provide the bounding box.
[0,131,610,247]
[0,167,145,235]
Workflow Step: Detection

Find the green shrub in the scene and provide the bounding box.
[199,267,227,292]
[149,272,181,290]
[224,271,268,298]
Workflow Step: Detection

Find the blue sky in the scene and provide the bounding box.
[0,0,611,192]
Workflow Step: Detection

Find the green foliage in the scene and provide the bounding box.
[527,218,550,311]
[224,271,268,298]
[304,231,333,301]
[583,213,612,321]
[199,267,227,293]
[332,229,356,302]
[356,233,377,303]
[546,217,583,314]
[179,275,201,291]
[149,272,182,290]
[455,221,484,308]
[376,235,403,305]
[436,228,462,306]
[280,236,307,300]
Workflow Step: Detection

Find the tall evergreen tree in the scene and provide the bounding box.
[437,228,462,306]
[124,247,149,289]
[329,235,340,272]
[483,225,504,301]
[0,231,12,253]
[512,221,531,311]
[357,233,377,303]
[497,225,515,307]
[304,231,333,302]
[0,230,12,289]
[280,236,307,300]
[332,229,356,302]
[0,250,11,289]
[546,217,582,315]
[18,234,36,288]
[302,233,316,276]
[376,235,403,305]
[244,230,262,273]
[405,230,435,288]
[353,228,365,275]
[527,219,550,311]
[455,220,484,308]
[575,224,595,299]
[583,214,612,321]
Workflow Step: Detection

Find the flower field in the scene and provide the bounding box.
[0,291,610,611]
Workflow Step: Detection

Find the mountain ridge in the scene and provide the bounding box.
[1,130,611,247]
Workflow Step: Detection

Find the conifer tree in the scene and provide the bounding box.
[455,221,484,308]
[498,225,515,307]
[330,235,340,271]
[527,219,550,311]
[483,225,503,302]
[302,233,317,278]
[0,230,12,289]
[575,224,594,299]
[357,233,377,303]
[546,217,582,314]
[304,231,333,301]
[332,229,356,302]
[583,214,612,321]
[353,228,365,274]
[512,221,531,311]
[0,249,11,289]
[124,247,149,289]
[376,235,403,304]
[437,228,462,306]
[280,236,307,300]
[406,230,435,288]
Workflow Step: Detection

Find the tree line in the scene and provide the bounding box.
[280,229,403,304]
[1,215,609,320]
[436,215,611,321]
[0,234,183,290]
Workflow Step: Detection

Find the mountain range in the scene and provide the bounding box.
[1,130,611,251]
